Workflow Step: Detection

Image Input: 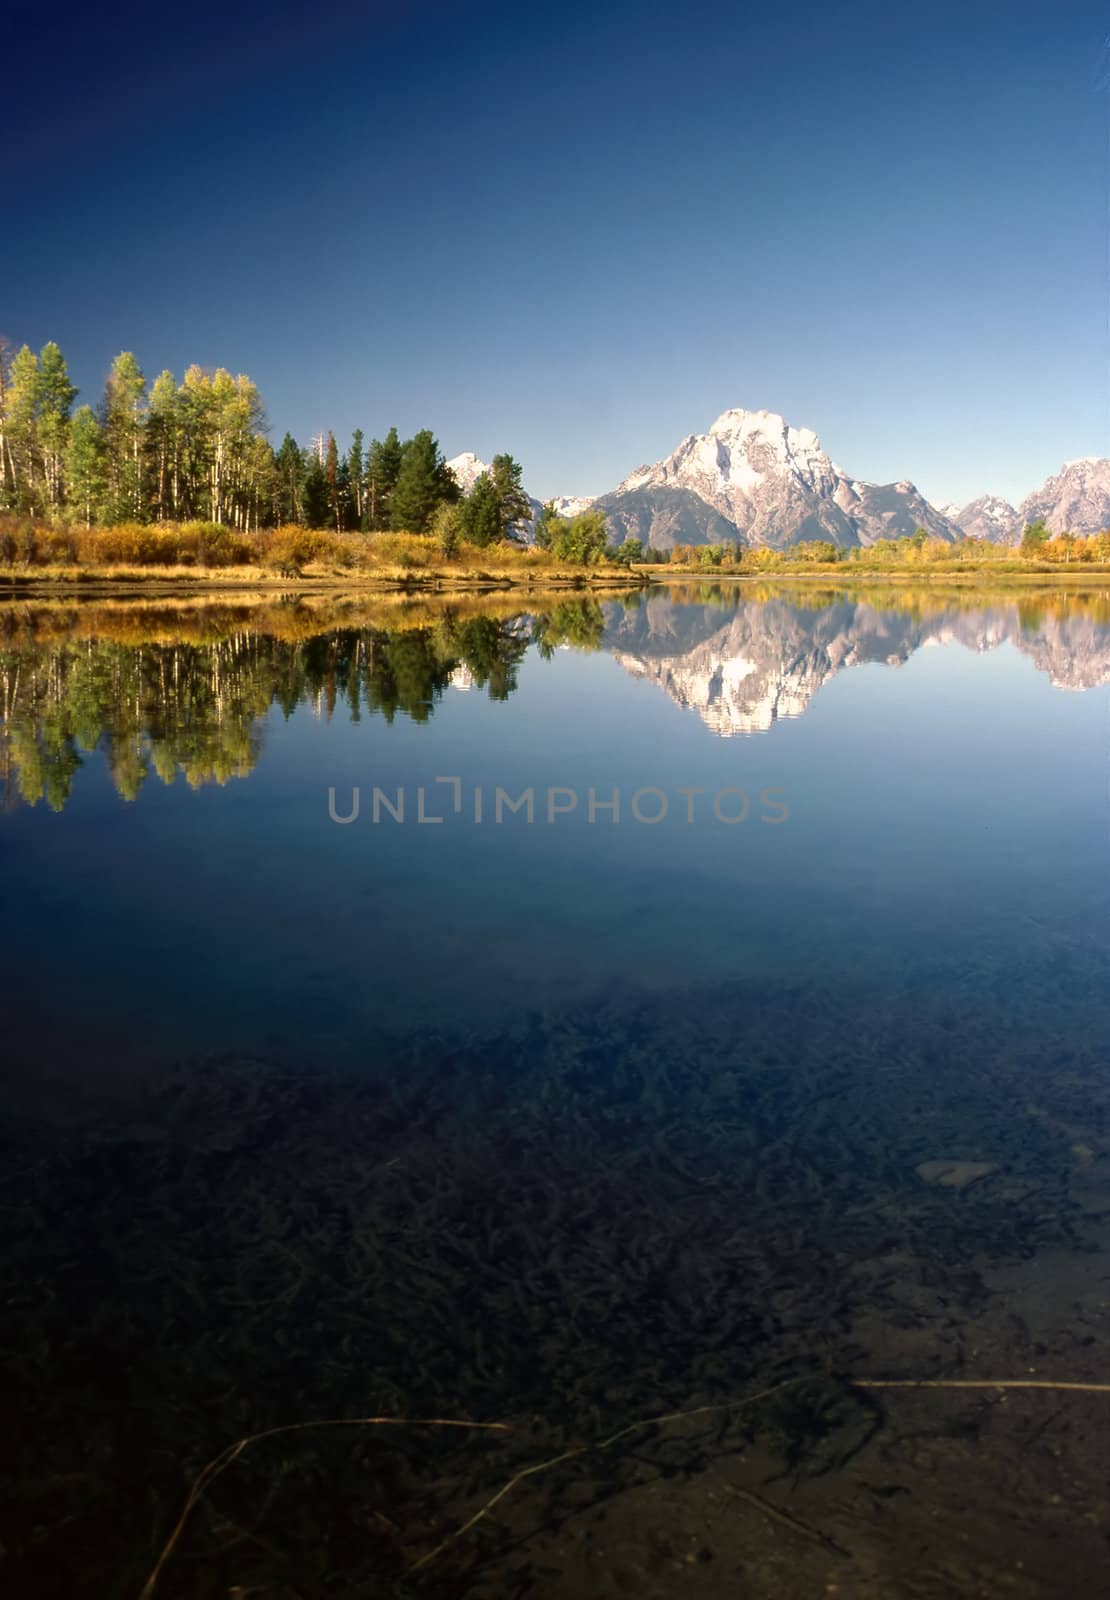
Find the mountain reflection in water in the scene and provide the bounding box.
[3,585,1109,808]
[605,585,1110,734]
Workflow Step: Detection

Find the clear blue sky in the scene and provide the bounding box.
[6,0,1109,508]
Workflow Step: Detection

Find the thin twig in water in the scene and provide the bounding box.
[411,1375,806,1571]
[721,1481,851,1557]
[142,1376,1110,1594]
[852,1379,1110,1395]
[413,1375,1110,1572]
[139,1415,511,1600]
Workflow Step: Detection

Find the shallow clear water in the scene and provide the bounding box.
[3,584,1110,1595]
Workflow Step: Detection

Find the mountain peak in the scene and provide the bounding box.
[939,493,1018,543]
[708,406,787,434]
[1019,456,1110,534]
[445,451,489,493]
[600,406,960,551]
[706,407,822,454]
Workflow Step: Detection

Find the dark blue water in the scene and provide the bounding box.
[3,585,1110,1596]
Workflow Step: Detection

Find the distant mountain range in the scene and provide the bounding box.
[938,460,1110,545]
[450,413,1110,550]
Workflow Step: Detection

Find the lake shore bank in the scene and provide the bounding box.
[5,554,1110,598]
[5,565,1109,601]
[641,565,1110,587]
[0,567,645,597]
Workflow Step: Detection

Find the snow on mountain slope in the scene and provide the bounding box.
[1017,458,1110,536]
[444,452,490,493]
[937,494,1018,543]
[548,494,595,517]
[597,409,958,550]
[450,422,1110,553]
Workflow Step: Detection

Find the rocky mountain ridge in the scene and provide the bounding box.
[595,409,959,552]
[1014,457,1110,537]
[448,419,1110,551]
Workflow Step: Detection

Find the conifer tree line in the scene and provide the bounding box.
[0,337,534,543]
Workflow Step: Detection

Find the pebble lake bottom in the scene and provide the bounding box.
[1,585,1109,1597]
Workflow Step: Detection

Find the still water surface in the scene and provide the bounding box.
[2,585,1109,1596]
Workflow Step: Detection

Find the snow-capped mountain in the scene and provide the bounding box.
[444,452,491,494]
[594,409,959,551]
[1016,458,1110,536]
[445,453,594,540]
[942,494,1018,543]
[450,426,1110,552]
[547,494,595,518]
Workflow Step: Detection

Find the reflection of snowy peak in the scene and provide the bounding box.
[1019,611,1110,691]
[601,594,1110,735]
[611,644,825,735]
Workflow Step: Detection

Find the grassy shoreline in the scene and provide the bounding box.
[641,564,1110,587]
[0,563,643,596]
[5,553,1110,598]
[8,564,1110,597]
[0,524,648,593]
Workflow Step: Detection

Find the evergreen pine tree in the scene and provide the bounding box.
[275,433,305,523]
[325,431,345,532]
[461,473,502,547]
[489,453,532,541]
[303,454,329,527]
[347,428,365,528]
[391,429,451,533]
[367,426,403,530]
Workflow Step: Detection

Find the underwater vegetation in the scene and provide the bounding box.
[1,971,1106,1596]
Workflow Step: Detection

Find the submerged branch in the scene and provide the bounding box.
[139,1414,511,1600]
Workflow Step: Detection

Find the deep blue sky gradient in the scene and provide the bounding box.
[6,0,1110,506]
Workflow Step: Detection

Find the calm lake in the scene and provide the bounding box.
[3,583,1110,1597]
